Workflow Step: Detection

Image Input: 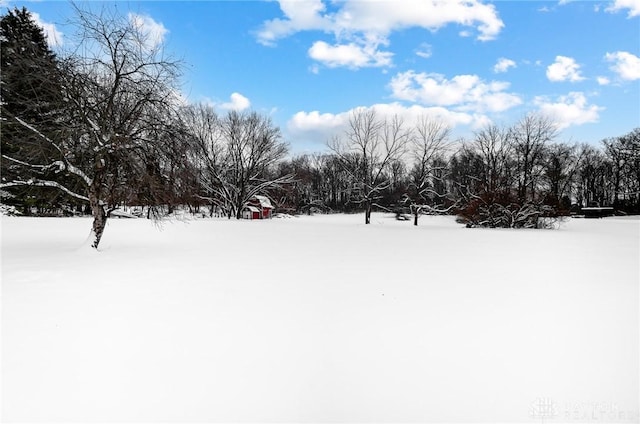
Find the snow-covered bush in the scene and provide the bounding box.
[0,204,21,216]
[457,193,565,229]
[0,190,21,215]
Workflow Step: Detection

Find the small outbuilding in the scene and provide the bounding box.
[242,195,274,219]
[581,206,615,218]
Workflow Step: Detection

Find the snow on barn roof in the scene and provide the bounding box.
[244,206,260,213]
[254,195,274,209]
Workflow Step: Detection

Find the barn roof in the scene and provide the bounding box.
[254,195,274,209]
[244,206,260,213]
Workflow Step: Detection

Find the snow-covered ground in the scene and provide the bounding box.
[1,213,638,423]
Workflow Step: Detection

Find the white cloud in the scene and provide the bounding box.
[546,55,585,82]
[289,110,348,132]
[368,103,485,128]
[287,102,490,147]
[494,57,516,73]
[389,71,522,113]
[415,43,432,59]
[597,76,611,85]
[337,0,503,41]
[255,0,331,46]
[219,92,251,111]
[605,0,640,17]
[286,110,350,148]
[308,40,392,68]
[256,0,504,69]
[32,12,63,47]
[258,0,504,44]
[534,92,603,129]
[605,51,640,80]
[128,13,168,51]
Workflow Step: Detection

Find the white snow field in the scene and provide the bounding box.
[1,213,638,423]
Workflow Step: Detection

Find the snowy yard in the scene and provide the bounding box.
[1,213,638,423]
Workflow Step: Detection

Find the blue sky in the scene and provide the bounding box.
[5,0,640,154]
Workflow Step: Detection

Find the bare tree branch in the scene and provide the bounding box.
[1,179,89,201]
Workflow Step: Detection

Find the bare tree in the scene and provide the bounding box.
[329,108,410,224]
[473,124,514,196]
[1,5,183,248]
[223,111,293,219]
[454,120,563,229]
[603,128,640,212]
[512,113,558,202]
[541,142,581,211]
[179,103,230,216]
[272,154,332,214]
[185,108,293,219]
[575,144,610,208]
[319,153,353,211]
[407,115,451,225]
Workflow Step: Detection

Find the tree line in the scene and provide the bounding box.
[2,6,639,248]
[274,111,639,228]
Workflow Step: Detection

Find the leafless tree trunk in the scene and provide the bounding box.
[329,108,409,224]
[408,115,451,226]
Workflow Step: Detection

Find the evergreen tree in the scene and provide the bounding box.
[1,5,184,248]
[0,7,70,213]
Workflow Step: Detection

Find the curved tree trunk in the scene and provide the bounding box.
[90,203,107,249]
[88,175,106,249]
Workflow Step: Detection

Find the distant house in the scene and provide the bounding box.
[242,195,274,219]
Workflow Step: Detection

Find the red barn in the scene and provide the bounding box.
[242,195,274,219]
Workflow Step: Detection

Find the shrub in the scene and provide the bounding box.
[456,192,564,229]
